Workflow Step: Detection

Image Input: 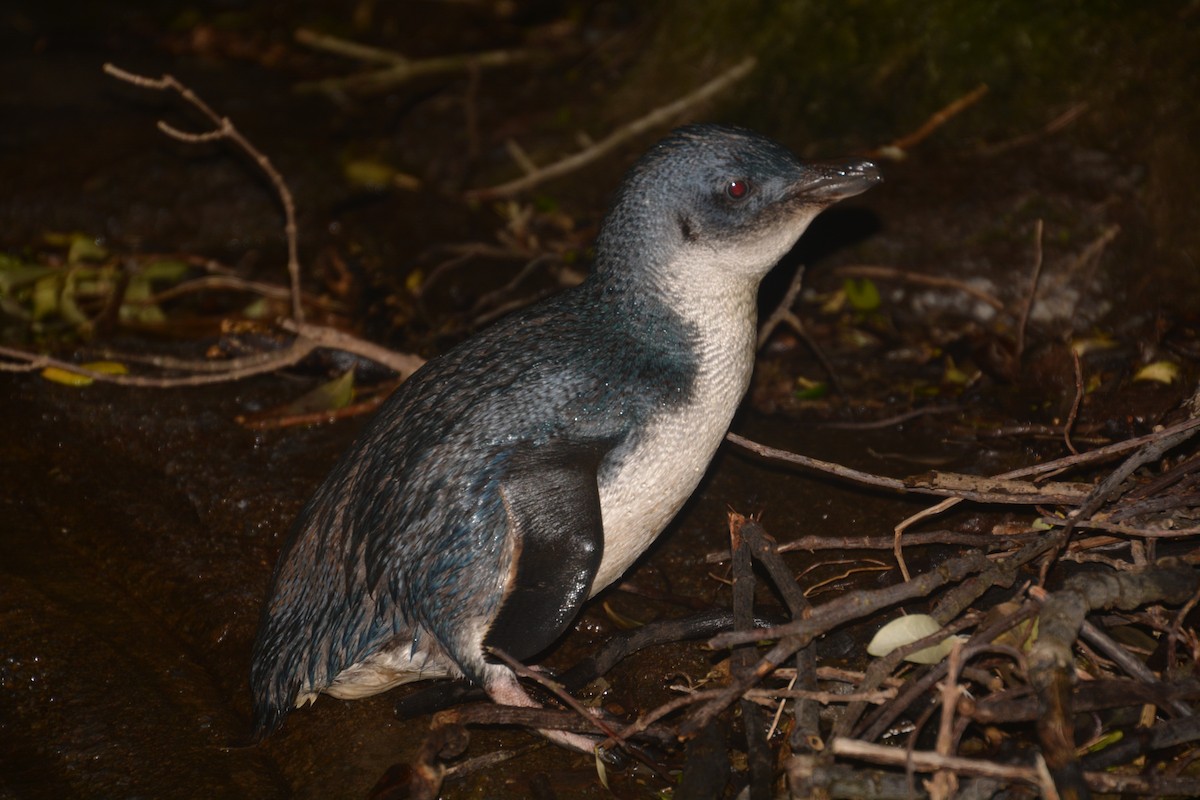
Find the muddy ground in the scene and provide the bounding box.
[2,3,1198,799]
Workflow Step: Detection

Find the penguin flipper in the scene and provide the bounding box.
[483,441,607,662]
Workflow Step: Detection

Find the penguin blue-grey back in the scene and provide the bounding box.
[251,124,880,748]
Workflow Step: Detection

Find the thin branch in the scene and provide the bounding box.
[103,63,305,322]
[725,431,1092,506]
[979,102,1089,156]
[294,29,540,96]
[832,264,1005,312]
[0,342,316,387]
[465,57,758,200]
[680,551,991,738]
[1013,218,1044,364]
[277,319,426,377]
[1064,345,1084,456]
[870,83,989,158]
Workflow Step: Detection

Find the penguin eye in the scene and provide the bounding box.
[725,179,750,200]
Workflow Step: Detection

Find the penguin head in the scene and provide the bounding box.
[594,124,881,292]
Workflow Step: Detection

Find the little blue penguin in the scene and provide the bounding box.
[251,124,880,750]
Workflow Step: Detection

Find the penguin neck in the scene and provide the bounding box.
[588,245,762,354]
[590,235,758,326]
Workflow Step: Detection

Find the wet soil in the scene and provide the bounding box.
[3,4,1198,799]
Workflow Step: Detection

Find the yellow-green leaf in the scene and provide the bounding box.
[1071,335,1116,357]
[67,235,109,264]
[843,278,881,312]
[32,274,62,320]
[120,275,166,324]
[942,357,972,386]
[242,297,271,319]
[794,376,828,400]
[0,258,55,295]
[141,259,189,283]
[343,158,400,191]
[405,269,424,295]
[282,370,356,416]
[1133,360,1180,385]
[59,273,90,326]
[41,360,128,387]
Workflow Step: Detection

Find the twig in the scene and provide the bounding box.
[1028,560,1200,797]
[465,57,757,200]
[1064,224,1120,279]
[832,737,1037,783]
[737,519,821,749]
[237,392,391,430]
[1168,584,1200,674]
[929,642,965,800]
[757,264,847,397]
[1029,585,1194,718]
[294,27,408,65]
[835,537,1056,740]
[278,319,426,377]
[728,515,773,799]
[487,648,625,746]
[1064,346,1084,456]
[757,264,808,349]
[0,313,425,390]
[103,63,304,323]
[1041,517,1200,539]
[705,528,1040,564]
[835,737,1200,796]
[0,342,316,387]
[681,551,990,738]
[820,404,960,431]
[967,677,1200,725]
[870,83,989,159]
[143,274,335,312]
[294,29,540,96]
[832,265,1005,313]
[1014,219,1044,365]
[979,102,1089,156]
[725,432,1091,505]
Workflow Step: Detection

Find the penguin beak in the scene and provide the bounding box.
[791,160,882,203]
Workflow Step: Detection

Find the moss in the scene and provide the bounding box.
[625,2,1186,148]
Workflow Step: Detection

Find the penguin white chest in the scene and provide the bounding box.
[591,314,756,593]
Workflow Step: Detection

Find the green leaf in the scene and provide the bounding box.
[0,255,56,295]
[793,376,828,400]
[843,278,881,312]
[120,275,166,324]
[284,370,356,416]
[141,259,190,283]
[32,274,62,320]
[59,272,90,326]
[66,234,108,264]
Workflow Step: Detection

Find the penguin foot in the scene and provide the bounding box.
[393,679,483,719]
[483,665,603,754]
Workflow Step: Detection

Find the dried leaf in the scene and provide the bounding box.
[867,613,964,664]
[594,745,609,790]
